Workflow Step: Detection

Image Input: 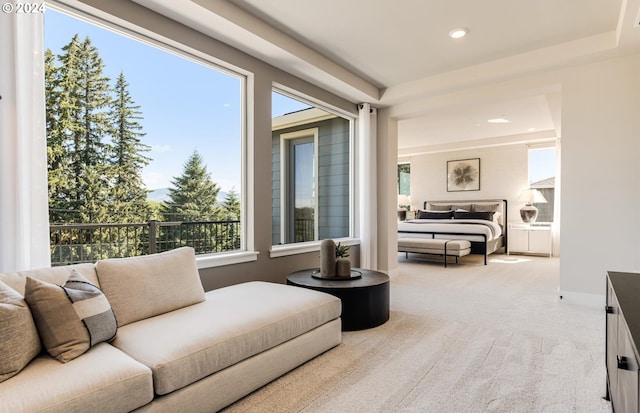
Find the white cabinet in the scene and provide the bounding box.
[508,223,552,256]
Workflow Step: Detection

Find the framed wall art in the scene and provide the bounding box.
[447,158,480,192]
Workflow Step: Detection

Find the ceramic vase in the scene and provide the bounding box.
[319,239,336,278]
[336,258,351,277]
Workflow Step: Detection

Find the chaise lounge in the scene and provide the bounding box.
[0,247,342,412]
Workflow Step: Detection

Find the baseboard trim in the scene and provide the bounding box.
[557,290,605,309]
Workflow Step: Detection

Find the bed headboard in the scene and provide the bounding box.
[422,199,508,227]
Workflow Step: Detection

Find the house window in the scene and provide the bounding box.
[528,147,556,222]
[44,8,245,265]
[272,91,352,245]
[281,131,317,242]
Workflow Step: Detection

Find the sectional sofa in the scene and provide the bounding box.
[0,247,342,412]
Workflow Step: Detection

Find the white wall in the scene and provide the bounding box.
[559,53,640,305]
[409,144,529,224]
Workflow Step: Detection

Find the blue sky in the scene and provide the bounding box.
[529,148,556,184]
[44,9,308,193]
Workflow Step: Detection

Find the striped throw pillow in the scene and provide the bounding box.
[24,270,117,363]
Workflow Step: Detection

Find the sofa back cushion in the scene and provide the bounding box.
[0,263,99,296]
[0,281,41,382]
[96,247,205,327]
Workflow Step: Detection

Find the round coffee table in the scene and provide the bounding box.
[286,268,390,331]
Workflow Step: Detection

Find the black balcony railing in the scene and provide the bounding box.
[294,218,314,242]
[49,220,241,266]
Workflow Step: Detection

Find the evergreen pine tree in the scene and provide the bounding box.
[108,71,151,223]
[221,187,241,250]
[221,187,241,220]
[45,48,69,223]
[56,35,112,223]
[162,151,220,222]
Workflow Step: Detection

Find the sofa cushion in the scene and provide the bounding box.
[0,262,98,296]
[0,343,153,413]
[24,270,117,363]
[96,247,205,327]
[111,281,341,395]
[0,281,41,383]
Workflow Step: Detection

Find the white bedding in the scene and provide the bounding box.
[397,219,502,242]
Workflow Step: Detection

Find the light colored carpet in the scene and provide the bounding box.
[222,254,612,413]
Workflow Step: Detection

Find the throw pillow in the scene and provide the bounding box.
[24,270,117,363]
[453,211,495,221]
[418,210,454,219]
[0,281,41,383]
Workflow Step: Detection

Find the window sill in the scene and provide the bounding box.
[270,238,360,258]
[196,250,259,269]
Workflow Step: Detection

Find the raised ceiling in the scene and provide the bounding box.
[135,0,640,153]
[229,0,621,88]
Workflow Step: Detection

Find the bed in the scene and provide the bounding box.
[397,199,508,264]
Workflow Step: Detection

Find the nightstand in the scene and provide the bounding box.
[508,223,552,257]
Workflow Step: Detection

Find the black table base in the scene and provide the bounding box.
[287,268,390,331]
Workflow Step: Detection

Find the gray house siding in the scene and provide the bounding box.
[272,116,350,244]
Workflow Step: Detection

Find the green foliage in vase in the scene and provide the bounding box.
[335,242,350,258]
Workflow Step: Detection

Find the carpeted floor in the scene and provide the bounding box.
[222,254,612,413]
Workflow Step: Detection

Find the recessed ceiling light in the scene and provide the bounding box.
[449,28,468,39]
[528,127,536,132]
[488,117,509,123]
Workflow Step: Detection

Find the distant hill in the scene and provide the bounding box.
[147,188,230,205]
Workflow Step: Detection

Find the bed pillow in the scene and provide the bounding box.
[472,203,500,212]
[453,211,495,221]
[449,204,472,212]
[0,281,41,382]
[418,210,454,219]
[24,270,117,363]
[425,203,451,211]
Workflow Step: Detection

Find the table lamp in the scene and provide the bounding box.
[518,189,547,222]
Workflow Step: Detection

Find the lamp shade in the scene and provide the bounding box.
[397,194,411,208]
[518,189,546,223]
[517,189,547,205]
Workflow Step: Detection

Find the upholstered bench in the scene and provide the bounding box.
[398,238,471,267]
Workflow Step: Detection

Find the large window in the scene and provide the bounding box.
[528,147,556,222]
[272,91,353,245]
[44,9,244,265]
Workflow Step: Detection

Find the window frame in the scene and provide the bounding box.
[398,162,410,196]
[270,86,358,258]
[280,128,319,244]
[45,2,256,268]
[527,145,556,224]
